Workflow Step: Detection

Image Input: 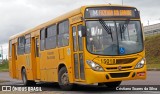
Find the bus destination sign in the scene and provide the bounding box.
[85,7,139,19]
[89,9,132,17]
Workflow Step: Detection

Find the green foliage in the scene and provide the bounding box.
[147,64,160,69]
[145,34,160,69]
[0,59,9,72]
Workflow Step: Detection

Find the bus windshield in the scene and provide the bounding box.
[86,20,143,55]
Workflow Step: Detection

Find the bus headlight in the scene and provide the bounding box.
[86,60,104,71]
[135,58,145,69]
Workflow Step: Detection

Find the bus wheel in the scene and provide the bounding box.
[21,68,36,86]
[104,81,121,88]
[58,67,73,90]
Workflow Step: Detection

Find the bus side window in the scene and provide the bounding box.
[40,28,46,51]
[25,34,31,54]
[58,20,69,47]
[46,25,57,49]
[36,38,39,57]
[17,36,25,55]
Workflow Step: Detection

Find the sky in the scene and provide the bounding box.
[0,0,160,57]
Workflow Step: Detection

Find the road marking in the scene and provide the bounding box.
[142,91,160,94]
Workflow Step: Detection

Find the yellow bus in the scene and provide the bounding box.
[9,4,146,90]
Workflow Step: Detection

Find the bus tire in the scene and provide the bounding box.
[21,68,36,86]
[58,67,73,90]
[104,81,121,88]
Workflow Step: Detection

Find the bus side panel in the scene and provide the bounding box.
[40,51,47,81]
[47,69,54,82]
[44,47,73,83]
[41,70,47,81]
[57,47,73,83]
[17,54,33,80]
[64,47,73,83]
[17,55,25,79]
[46,49,59,82]
[26,54,34,80]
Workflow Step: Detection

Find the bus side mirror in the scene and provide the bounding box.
[81,26,86,37]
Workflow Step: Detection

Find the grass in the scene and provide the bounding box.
[0,60,9,72]
[147,64,160,69]
[0,80,9,83]
[145,34,160,69]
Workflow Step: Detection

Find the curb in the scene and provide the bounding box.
[147,69,160,71]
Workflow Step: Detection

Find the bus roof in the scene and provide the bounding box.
[9,4,135,40]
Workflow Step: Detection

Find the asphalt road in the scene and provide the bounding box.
[0,71,160,94]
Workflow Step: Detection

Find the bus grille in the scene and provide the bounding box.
[106,66,132,70]
[116,58,137,64]
[110,72,130,78]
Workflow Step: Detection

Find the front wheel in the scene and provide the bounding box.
[104,81,121,88]
[58,67,73,90]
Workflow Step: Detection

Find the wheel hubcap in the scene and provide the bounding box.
[61,72,69,85]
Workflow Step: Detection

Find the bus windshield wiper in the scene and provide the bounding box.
[99,20,113,41]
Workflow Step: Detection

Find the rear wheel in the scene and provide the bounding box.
[104,81,121,88]
[58,67,73,90]
[21,68,36,86]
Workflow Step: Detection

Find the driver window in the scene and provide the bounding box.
[119,23,138,42]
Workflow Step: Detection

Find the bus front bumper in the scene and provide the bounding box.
[85,65,146,84]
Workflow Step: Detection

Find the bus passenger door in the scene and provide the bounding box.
[10,43,17,78]
[14,43,19,78]
[72,22,85,81]
[35,37,40,79]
